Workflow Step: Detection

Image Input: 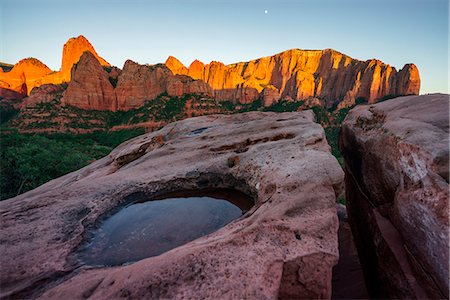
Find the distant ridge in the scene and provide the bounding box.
[0,35,420,111]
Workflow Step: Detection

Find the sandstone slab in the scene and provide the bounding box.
[0,111,343,299]
[339,93,449,299]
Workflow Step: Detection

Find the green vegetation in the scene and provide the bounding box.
[0,128,144,200]
[0,91,367,200]
[263,100,304,112]
[108,76,118,88]
[0,106,19,125]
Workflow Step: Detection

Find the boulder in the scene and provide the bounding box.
[339,93,449,299]
[0,111,343,299]
[166,75,213,97]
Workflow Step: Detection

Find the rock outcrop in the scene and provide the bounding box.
[19,84,64,108]
[60,35,110,82]
[0,36,110,99]
[3,35,420,111]
[339,94,449,299]
[115,60,212,110]
[0,111,343,299]
[0,58,52,97]
[62,52,117,111]
[115,61,171,110]
[166,49,421,106]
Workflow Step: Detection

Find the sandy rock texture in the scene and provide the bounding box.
[0,111,343,299]
[339,93,449,299]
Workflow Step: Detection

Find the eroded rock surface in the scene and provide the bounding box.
[0,111,343,299]
[339,93,449,299]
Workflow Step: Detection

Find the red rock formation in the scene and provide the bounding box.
[0,87,26,100]
[5,36,420,111]
[0,58,52,98]
[19,84,63,108]
[166,49,421,107]
[339,94,449,299]
[116,61,212,110]
[188,59,205,80]
[62,52,117,111]
[165,56,188,75]
[60,35,110,82]
[115,61,170,110]
[262,85,280,107]
[396,64,421,96]
[1,36,110,99]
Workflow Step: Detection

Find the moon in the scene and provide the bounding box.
[264,10,268,14]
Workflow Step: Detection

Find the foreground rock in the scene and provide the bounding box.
[339,94,449,299]
[0,111,343,299]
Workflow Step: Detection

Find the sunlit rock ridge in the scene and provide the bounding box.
[0,35,420,111]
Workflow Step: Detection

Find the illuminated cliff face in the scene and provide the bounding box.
[0,35,420,111]
[166,48,421,106]
[0,35,110,96]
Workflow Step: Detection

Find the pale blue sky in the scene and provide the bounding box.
[0,0,448,93]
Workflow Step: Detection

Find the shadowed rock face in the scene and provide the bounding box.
[62,52,117,111]
[339,93,449,299]
[0,111,343,299]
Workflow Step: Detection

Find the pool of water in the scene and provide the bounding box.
[80,190,253,267]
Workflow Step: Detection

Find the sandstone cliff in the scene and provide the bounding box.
[0,58,52,97]
[60,35,110,82]
[62,52,117,111]
[0,35,110,98]
[165,49,421,107]
[3,35,420,111]
[115,60,212,110]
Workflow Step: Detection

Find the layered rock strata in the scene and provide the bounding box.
[339,94,449,299]
[0,111,343,299]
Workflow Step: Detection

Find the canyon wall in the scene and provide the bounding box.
[0,35,110,98]
[1,36,420,111]
[0,111,343,299]
[166,49,421,107]
[339,94,449,299]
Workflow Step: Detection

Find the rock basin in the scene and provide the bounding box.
[80,189,254,267]
[0,111,344,299]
